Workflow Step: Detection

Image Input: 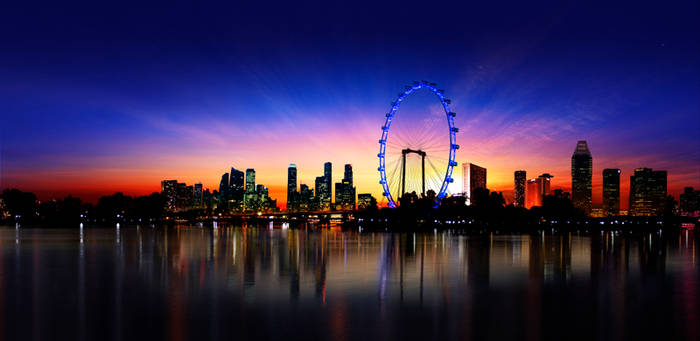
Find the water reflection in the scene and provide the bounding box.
[0,226,697,340]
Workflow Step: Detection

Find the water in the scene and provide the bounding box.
[0,225,697,340]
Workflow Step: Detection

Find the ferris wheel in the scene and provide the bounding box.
[378,81,459,208]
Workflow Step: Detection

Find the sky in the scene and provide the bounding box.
[1,0,699,209]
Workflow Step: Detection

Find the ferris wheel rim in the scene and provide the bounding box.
[377,81,458,208]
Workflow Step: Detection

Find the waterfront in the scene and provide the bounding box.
[0,225,697,340]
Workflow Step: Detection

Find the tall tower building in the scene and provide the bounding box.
[344,164,353,186]
[219,172,229,201]
[571,140,592,215]
[629,168,667,216]
[161,180,178,212]
[602,169,621,216]
[335,164,356,210]
[287,164,298,212]
[243,169,258,212]
[194,183,203,208]
[315,175,327,210]
[514,170,526,208]
[299,184,312,211]
[245,169,256,193]
[229,167,245,210]
[462,163,487,205]
[323,162,332,209]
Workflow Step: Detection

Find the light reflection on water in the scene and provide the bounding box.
[0,225,697,340]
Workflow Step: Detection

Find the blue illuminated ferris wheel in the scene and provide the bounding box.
[378,81,458,208]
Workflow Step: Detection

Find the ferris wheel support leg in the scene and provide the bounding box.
[422,154,425,197]
[401,153,406,198]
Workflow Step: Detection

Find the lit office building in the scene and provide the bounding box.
[299,184,313,211]
[315,176,327,211]
[175,183,193,211]
[335,164,356,210]
[194,183,203,208]
[571,140,593,215]
[229,167,245,211]
[629,168,667,216]
[323,162,332,210]
[462,163,487,205]
[245,169,256,193]
[244,169,257,211]
[602,169,621,216]
[357,194,376,210]
[514,170,526,208]
[218,172,229,203]
[161,180,178,212]
[525,173,553,209]
[287,164,298,212]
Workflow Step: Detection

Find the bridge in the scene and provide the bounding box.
[201,210,356,224]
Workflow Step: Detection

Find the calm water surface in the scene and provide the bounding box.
[0,225,697,340]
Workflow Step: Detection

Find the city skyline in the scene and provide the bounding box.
[154,140,685,212]
[1,1,698,209]
[2,142,698,210]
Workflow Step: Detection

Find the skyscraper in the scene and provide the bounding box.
[334,182,343,210]
[462,163,487,205]
[161,180,178,212]
[323,162,332,210]
[287,164,298,212]
[525,179,540,209]
[219,172,229,202]
[229,167,245,211]
[571,140,592,215]
[315,175,327,210]
[245,169,256,193]
[602,168,621,216]
[244,169,257,212]
[299,184,313,211]
[514,170,526,208]
[194,183,203,208]
[629,168,667,216]
[344,164,353,185]
[176,183,192,211]
[335,164,355,210]
[525,173,553,209]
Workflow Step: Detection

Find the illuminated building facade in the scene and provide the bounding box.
[193,183,203,208]
[525,173,553,209]
[602,168,620,216]
[299,184,313,211]
[357,193,376,210]
[335,164,355,210]
[229,167,245,211]
[462,163,487,205]
[245,169,256,193]
[629,168,667,216]
[323,162,332,210]
[161,180,178,212]
[244,169,257,211]
[314,176,327,211]
[287,164,298,212]
[175,183,192,211]
[514,170,526,208]
[571,140,592,215]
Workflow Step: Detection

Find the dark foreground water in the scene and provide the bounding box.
[0,225,697,341]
